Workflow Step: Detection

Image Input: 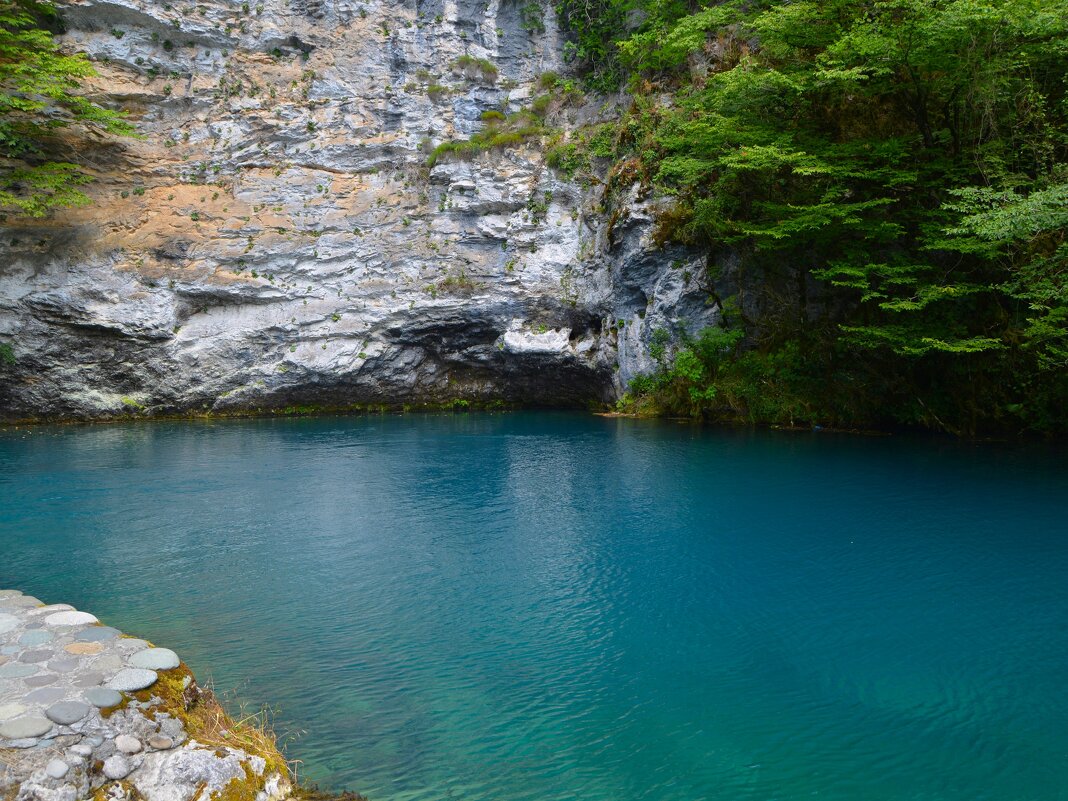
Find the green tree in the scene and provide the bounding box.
[566,0,1068,433]
[0,0,133,217]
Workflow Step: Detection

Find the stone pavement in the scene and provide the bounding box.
[0,589,291,801]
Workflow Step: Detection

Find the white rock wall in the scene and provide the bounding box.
[0,0,719,418]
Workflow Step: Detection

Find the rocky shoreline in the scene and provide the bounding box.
[0,399,527,427]
[0,589,319,801]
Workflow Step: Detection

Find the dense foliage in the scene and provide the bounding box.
[0,0,132,217]
[558,0,1068,434]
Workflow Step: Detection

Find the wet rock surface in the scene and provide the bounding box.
[0,588,293,801]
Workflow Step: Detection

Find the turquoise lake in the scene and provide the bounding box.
[1,413,1067,800]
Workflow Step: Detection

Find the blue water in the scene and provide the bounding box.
[1,413,1067,801]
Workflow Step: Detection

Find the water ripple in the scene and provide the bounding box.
[2,414,1067,801]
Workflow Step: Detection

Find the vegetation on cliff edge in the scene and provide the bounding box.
[0,0,133,217]
[557,0,1068,435]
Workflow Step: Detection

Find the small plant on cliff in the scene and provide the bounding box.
[526,190,551,222]
[427,110,546,167]
[452,55,498,83]
[545,141,587,178]
[520,0,545,34]
[437,269,481,294]
[0,0,136,217]
[120,396,146,411]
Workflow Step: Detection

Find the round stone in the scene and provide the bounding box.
[0,663,38,679]
[31,604,74,615]
[19,649,54,663]
[94,654,122,673]
[106,668,157,692]
[19,630,54,647]
[84,687,122,708]
[1,645,19,656]
[148,735,174,750]
[0,716,53,739]
[45,759,69,779]
[0,703,28,720]
[102,754,131,780]
[47,658,78,673]
[73,626,121,642]
[24,675,57,687]
[5,596,42,608]
[45,700,91,725]
[65,642,103,655]
[129,648,180,671]
[115,734,142,754]
[121,639,150,651]
[72,671,104,688]
[70,743,93,757]
[44,611,98,626]
[24,688,66,704]
[0,613,19,635]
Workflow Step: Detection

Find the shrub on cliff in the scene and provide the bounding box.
[0,0,134,217]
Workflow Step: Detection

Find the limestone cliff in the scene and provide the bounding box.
[0,0,719,419]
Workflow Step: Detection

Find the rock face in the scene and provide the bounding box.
[0,0,720,419]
